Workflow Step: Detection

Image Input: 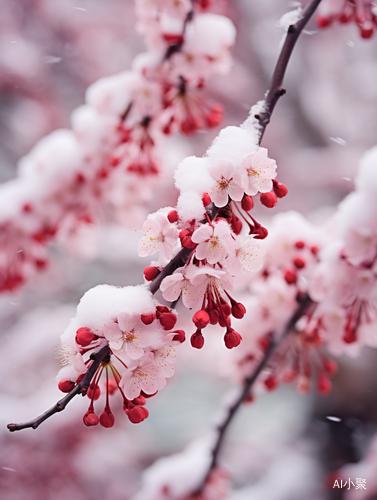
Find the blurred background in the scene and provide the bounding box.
[1,0,377,498]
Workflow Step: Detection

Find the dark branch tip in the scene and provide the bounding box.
[288,25,296,33]
[279,88,287,96]
[7,423,16,432]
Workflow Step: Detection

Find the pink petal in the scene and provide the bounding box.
[192,224,213,244]
[160,273,184,302]
[104,322,122,342]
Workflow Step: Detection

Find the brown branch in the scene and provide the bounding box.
[7,345,111,432]
[257,0,322,144]
[198,294,313,491]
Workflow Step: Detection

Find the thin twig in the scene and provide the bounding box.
[7,345,110,432]
[198,295,312,491]
[257,0,322,144]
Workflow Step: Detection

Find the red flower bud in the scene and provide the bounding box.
[209,309,219,325]
[172,330,186,343]
[205,103,223,128]
[293,257,305,269]
[144,266,159,281]
[241,195,254,212]
[141,313,156,325]
[167,210,179,223]
[272,180,288,198]
[316,15,332,28]
[218,316,230,328]
[295,240,305,249]
[76,327,97,347]
[191,331,205,349]
[156,305,170,315]
[202,193,212,207]
[259,334,271,351]
[58,380,75,393]
[264,375,278,391]
[323,359,337,375]
[100,410,115,428]
[284,269,297,285]
[317,373,332,395]
[87,383,101,401]
[253,227,268,239]
[221,302,231,317]
[107,379,118,395]
[83,411,99,426]
[179,230,197,249]
[159,312,177,330]
[192,310,210,329]
[140,406,149,419]
[231,302,246,319]
[260,192,277,208]
[128,406,146,424]
[132,395,146,406]
[231,214,242,235]
[224,329,242,349]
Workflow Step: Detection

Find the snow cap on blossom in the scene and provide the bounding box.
[85,70,135,116]
[207,126,259,169]
[18,129,82,185]
[56,284,182,426]
[175,156,213,221]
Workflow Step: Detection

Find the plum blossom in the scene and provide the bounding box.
[208,160,245,207]
[189,266,233,303]
[104,312,160,360]
[160,269,197,307]
[224,235,266,274]
[138,213,179,263]
[241,147,277,196]
[191,220,234,265]
[151,341,178,377]
[120,354,167,400]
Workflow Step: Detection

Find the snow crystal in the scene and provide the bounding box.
[329,137,347,146]
[326,416,341,422]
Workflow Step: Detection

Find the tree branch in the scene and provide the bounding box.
[7,345,111,432]
[257,0,322,144]
[198,294,312,491]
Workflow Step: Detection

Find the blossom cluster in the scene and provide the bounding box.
[0,0,235,293]
[137,112,288,350]
[317,0,377,38]
[229,146,377,399]
[57,285,184,427]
